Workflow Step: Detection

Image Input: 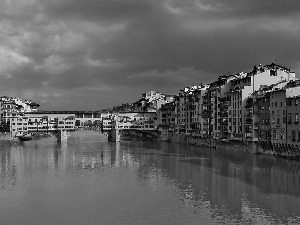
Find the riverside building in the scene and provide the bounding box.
[175,85,207,135]
[158,62,298,144]
[10,111,76,138]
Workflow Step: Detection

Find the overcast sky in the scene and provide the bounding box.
[1,0,300,110]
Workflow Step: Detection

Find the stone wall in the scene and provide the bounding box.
[256,141,300,159]
[164,132,300,159]
[164,133,257,154]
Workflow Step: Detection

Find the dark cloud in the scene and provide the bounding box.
[0,0,300,110]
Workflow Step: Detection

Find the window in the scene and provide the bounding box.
[296,99,299,106]
[280,130,284,140]
[292,130,296,141]
[295,113,299,124]
[288,113,292,123]
[273,130,277,140]
[275,102,277,107]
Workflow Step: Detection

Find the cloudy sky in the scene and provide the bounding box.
[1,0,300,110]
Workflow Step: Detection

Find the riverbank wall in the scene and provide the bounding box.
[108,129,300,160]
[168,133,257,153]
[167,132,300,159]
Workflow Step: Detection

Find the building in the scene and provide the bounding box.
[10,111,76,138]
[255,88,271,142]
[286,85,300,146]
[175,86,205,134]
[111,112,158,130]
[157,101,176,131]
[225,63,296,141]
[1,96,40,131]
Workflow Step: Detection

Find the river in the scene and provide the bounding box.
[1,131,300,225]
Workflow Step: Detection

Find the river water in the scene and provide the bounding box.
[1,131,300,225]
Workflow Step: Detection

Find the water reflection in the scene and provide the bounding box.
[0,149,17,189]
[123,141,300,224]
[0,133,300,224]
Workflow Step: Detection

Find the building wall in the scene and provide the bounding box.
[257,94,271,142]
[10,112,76,137]
[270,90,287,144]
[286,97,300,145]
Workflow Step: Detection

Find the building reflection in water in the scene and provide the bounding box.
[124,141,300,224]
[1,136,300,223]
[0,148,17,189]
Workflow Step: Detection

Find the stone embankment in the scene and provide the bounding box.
[166,132,300,160]
[106,129,300,160]
[168,133,256,153]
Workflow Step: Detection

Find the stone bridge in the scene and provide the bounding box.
[55,128,159,143]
